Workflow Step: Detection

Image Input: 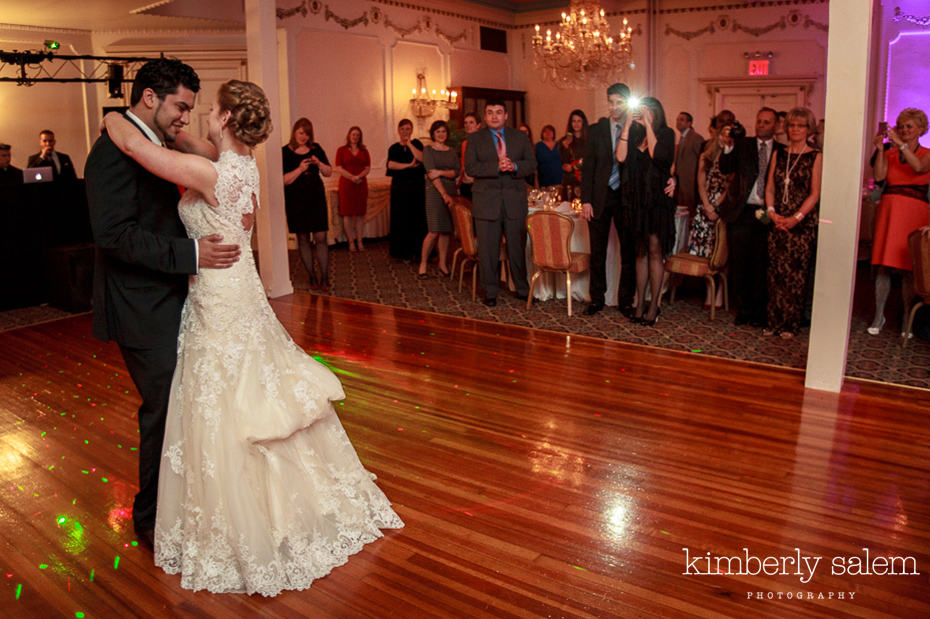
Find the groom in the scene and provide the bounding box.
[86,58,240,548]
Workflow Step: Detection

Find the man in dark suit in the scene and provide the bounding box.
[672,111,704,254]
[27,130,77,182]
[718,107,784,326]
[85,58,239,548]
[0,143,22,186]
[580,82,635,316]
[465,100,537,306]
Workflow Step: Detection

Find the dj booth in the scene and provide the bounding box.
[1,180,94,311]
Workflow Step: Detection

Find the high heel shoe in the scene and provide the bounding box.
[866,316,886,335]
[641,307,661,327]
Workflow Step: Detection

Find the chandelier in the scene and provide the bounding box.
[409,71,458,119]
[532,1,634,89]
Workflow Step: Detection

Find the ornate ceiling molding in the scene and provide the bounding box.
[666,9,826,41]
[277,2,468,45]
[324,5,369,30]
[893,6,930,28]
[277,0,509,30]
[0,22,90,36]
[659,0,826,14]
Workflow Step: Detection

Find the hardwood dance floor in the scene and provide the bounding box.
[1,293,928,618]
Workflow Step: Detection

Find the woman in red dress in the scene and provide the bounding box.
[335,126,371,251]
[868,108,930,336]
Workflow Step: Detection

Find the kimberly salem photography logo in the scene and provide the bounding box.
[681,547,920,584]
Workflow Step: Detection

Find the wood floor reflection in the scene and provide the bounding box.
[1,293,928,617]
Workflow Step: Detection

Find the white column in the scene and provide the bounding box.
[245,0,293,298]
[804,0,874,391]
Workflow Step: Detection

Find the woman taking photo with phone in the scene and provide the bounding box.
[868,107,930,337]
[282,118,332,290]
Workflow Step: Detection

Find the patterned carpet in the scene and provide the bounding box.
[291,239,930,390]
[2,240,925,390]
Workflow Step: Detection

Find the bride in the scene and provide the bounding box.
[103,80,403,597]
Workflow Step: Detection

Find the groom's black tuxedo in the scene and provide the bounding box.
[85,115,197,531]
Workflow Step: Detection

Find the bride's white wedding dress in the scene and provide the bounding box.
[154,150,403,596]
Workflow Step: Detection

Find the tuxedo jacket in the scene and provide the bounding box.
[464,127,536,221]
[580,117,624,218]
[717,136,786,223]
[0,165,22,186]
[85,116,197,349]
[673,128,704,210]
[28,151,77,182]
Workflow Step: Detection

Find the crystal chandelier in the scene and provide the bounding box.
[409,71,458,119]
[532,1,634,89]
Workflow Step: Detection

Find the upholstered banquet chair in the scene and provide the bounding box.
[664,218,729,320]
[450,197,479,300]
[525,210,590,316]
[903,228,930,347]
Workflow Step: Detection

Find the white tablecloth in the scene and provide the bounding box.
[526,204,620,306]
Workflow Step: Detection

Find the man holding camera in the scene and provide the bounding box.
[718,107,784,327]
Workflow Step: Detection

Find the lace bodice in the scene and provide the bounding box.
[179,150,259,246]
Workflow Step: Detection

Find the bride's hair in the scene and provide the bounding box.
[218,80,273,148]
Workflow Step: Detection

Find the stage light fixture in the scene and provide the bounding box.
[44,40,60,50]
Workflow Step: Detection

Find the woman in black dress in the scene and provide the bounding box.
[617,97,676,326]
[559,109,588,200]
[283,118,332,290]
[386,118,426,261]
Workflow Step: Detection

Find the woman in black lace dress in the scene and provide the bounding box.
[763,107,823,338]
[617,97,676,326]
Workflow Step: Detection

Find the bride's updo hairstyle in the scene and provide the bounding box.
[217,79,273,148]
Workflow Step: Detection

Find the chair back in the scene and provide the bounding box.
[908,228,930,298]
[452,198,477,258]
[527,211,573,270]
[708,218,729,272]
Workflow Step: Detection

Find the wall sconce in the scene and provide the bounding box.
[409,71,458,119]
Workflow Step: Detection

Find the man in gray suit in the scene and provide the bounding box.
[465,100,537,306]
[672,111,704,255]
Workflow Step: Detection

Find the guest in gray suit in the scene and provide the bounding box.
[672,111,704,254]
[465,100,537,306]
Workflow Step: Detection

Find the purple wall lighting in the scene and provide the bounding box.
[884,30,930,134]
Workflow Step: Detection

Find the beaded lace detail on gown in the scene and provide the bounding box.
[153,151,403,596]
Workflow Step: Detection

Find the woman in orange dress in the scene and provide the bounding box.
[868,108,930,336]
[334,126,371,252]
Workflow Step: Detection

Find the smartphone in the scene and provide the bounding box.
[878,121,888,135]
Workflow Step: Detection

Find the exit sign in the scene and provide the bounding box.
[749,60,770,76]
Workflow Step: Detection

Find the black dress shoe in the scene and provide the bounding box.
[515,292,529,301]
[734,314,752,326]
[641,307,661,327]
[749,318,766,328]
[483,297,497,307]
[134,523,155,550]
[583,302,604,316]
[619,304,635,318]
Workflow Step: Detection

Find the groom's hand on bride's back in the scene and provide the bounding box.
[197,234,241,269]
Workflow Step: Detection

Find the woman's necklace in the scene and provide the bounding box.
[782,145,806,205]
